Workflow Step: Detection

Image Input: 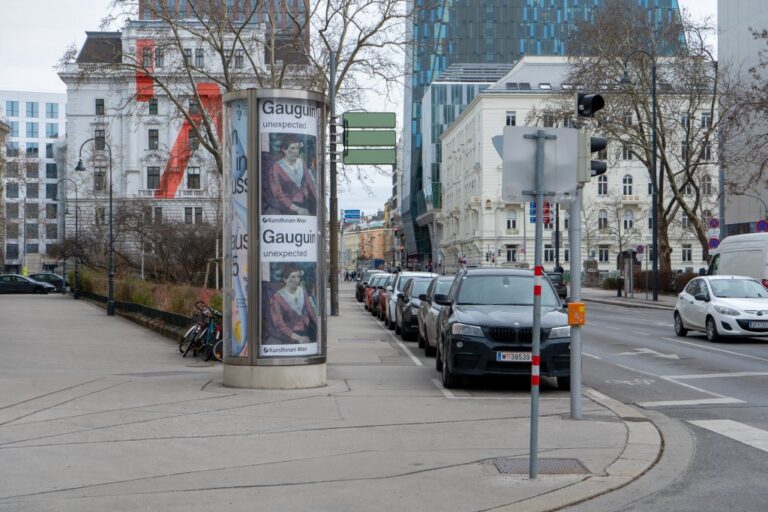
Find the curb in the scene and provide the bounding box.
[582,296,674,311]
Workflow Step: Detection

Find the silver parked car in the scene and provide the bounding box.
[385,271,437,330]
[417,276,455,357]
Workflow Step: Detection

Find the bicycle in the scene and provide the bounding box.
[180,301,223,362]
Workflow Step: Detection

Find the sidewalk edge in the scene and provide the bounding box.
[582,296,674,311]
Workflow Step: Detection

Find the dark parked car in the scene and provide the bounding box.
[396,277,433,340]
[433,268,571,389]
[546,271,567,299]
[0,274,56,294]
[28,272,69,293]
[356,270,385,302]
[417,275,455,356]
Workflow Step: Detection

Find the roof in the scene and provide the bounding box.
[485,56,571,93]
[76,32,122,64]
[463,268,534,276]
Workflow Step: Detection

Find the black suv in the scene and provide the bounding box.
[434,268,571,389]
[545,272,567,299]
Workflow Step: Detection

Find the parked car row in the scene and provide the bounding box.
[356,268,572,389]
[0,274,59,294]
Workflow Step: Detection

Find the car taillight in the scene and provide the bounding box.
[762,279,768,289]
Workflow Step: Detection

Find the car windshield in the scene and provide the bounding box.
[410,279,431,296]
[547,273,563,283]
[456,275,560,307]
[435,279,453,296]
[710,279,768,299]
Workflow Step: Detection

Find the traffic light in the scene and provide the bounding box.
[576,93,605,118]
[498,249,503,257]
[577,131,608,183]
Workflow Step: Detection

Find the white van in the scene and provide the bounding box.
[708,233,768,287]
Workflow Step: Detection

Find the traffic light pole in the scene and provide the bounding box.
[569,184,583,419]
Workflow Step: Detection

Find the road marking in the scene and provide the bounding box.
[689,420,768,453]
[360,303,423,366]
[662,337,768,363]
[583,352,602,360]
[662,371,768,380]
[656,322,674,327]
[428,378,569,400]
[431,378,454,398]
[606,378,655,386]
[631,331,649,336]
[639,397,745,407]
[616,348,679,359]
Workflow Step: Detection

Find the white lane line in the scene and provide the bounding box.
[662,337,768,364]
[689,420,768,453]
[631,331,649,336]
[662,371,768,380]
[431,378,454,398]
[639,397,744,407]
[429,378,569,400]
[361,303,424,367]
[656,322,674,327]
[583,352,602,360]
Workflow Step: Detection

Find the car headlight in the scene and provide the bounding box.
[714,305,740,316]
[549,326,571,338]
[451,323,484,337]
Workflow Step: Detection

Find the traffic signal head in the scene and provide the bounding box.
[577,93,605,118]
[577,131,608,183]
[590,136,608,177]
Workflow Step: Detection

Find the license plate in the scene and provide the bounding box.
[749,321,768,328]
[496,351,532,362]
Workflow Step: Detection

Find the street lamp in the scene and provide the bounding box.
[57,178,80,299]
[74,137,115,316]
[621,49,659,301]
[733,192,768,222]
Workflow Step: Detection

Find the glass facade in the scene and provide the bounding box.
[402,0,681,261]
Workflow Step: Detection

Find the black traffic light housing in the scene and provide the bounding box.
[590,136,608,177]
[577,93,605,118]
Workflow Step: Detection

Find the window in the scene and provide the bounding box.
[564,249,570,262]
[544,244,554,262]
[46,103,58,118]
[682,212,691,229]
[183,48,192,64]
[149,98,158,115]
[46,184,57,200]
[6,100,19,117]
[598,246,610,263]
[186,166,200,189]
[154,206,163,223]
[26,143,38,157]
[27,183,39,198]
[189,128,199,150]
[46,143,54,159]
[506,245,518,263]
[26,244,39,254]
[147,166,161,189]
[622,144,632,160]
[648,217,653,230]
[682,244,692,262]
[505,111,516,126]
[7,183,19,198]
[46,163,57,179]
[681,141,689,160]
[598,175,608,196]
[26,122,38,138]
[7,203,19,218]
[701,112,712,128]
[46,123,58,138]
[624,112,633,125]
[155,48,164,68]
[95,98,105,115]
[622,175,633,195]
[143,47,152,67]
[684,182,693,196]
[563,116,574,128]
[95,206,106,225]
[92,167,105,192]
[681,113,690,130]
[7,161,19,176]
[184,206,203,224]
[95,129,105,150]
[46,224,58,240]
[234,49,244,68]
[148,129,159,149]
[6,223,19,238]
[6,244,19,259]
[6,142,19,157]
[25,161,38,178]
[702,175,712,196]
[700,144,712,161]
[623,210,634,230]
[46,203,57,219]
[195,48,204,67]
[544,219,553,230]
[542,113,554,127]
[26,102,39,117]
[188,99,199,116]
[564,214,570,230]
[506,210,517,230]
[9,121,18,137]
[26,222,38,240]
[648,181,653,195]
[598,209,608,230]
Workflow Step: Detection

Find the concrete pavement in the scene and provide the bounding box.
[0,285,660,511]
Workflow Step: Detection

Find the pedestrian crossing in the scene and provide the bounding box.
[689,420,768,454]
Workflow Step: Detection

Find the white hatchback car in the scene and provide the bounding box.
[674,275,768,341]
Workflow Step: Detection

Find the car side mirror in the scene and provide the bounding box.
[418,293,428,301]
[694,292,709,302]
[386,286,393,292]
[433,293,451,306]
[397,292,404,300]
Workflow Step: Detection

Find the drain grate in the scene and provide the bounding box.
[493,457,589,475]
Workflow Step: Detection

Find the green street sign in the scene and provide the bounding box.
[343,148,396,165]
[344,130,396,147]
[342,112,396,129]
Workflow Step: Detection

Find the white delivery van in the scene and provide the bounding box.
[708,233,768,287]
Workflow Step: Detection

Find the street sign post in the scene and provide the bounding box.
[342,112,397,165]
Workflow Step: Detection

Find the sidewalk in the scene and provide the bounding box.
[580,285,677,310]
[0,287,660,511]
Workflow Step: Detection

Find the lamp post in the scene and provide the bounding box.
[621,50,659,301]
[57,178,80,299]
[733,192,768,222]
[74,137,115,316]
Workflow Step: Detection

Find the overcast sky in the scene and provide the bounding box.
[0,0,717,217]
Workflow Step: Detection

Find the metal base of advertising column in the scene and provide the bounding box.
[222,89,328,389]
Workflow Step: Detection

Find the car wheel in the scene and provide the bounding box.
[417,329,425,349]
[435,338,443,371]
[441,349,460,389]
[387,314,395,330]
[424,339,436,357]
[674,312,688,337]
[706,317,721,342]
[33,286,44,294]
[557,375,571,391]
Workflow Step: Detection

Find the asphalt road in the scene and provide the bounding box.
[571,302,768,512]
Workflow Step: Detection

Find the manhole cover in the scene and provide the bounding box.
[493,457,589,475]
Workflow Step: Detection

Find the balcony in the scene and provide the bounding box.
[177,189,207,198]
[138,189,156,198]
[622,194,642,204]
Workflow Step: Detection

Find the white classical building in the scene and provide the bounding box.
[438,56,719,275]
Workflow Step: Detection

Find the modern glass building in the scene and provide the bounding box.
[401,0,681,263]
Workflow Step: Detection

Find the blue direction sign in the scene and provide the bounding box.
[342,209,361,223]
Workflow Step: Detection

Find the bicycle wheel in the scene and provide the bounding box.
[210,340,223,362]
[179,325,197,353]
[183,328,203,358]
